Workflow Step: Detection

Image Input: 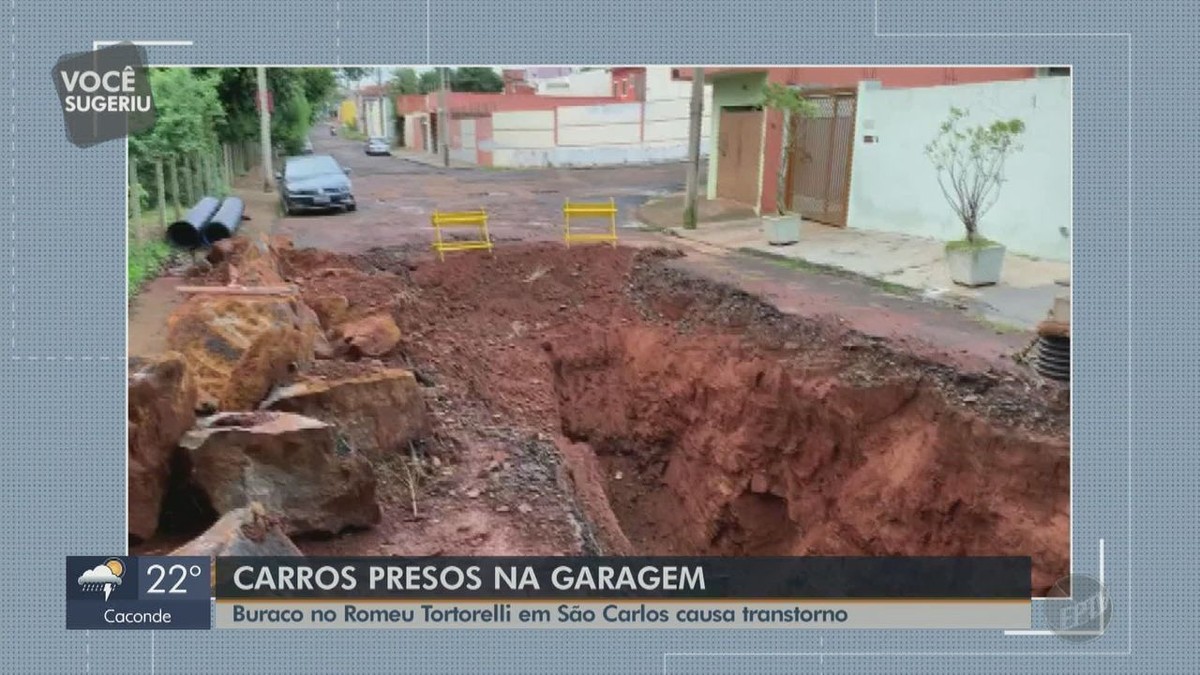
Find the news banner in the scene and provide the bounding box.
[66,556,1032,630]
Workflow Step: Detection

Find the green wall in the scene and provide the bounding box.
[706,71,768,200]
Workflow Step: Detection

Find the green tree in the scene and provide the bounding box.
[450,67,503,93]
[298,68,338,116]
[924,107,1026,245]
[129,68,224,208]
[760,82,817,215]
[388,67,421,96]
[267,69,314,155]
[340,67,369,84]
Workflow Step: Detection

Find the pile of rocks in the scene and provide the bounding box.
[128,235,429,555]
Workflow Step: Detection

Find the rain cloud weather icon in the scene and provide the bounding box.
[77,558,125,601]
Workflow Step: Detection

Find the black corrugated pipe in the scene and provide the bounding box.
[166,196,222,249]
[201,196,245,243]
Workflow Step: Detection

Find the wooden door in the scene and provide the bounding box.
[716,108,764,207]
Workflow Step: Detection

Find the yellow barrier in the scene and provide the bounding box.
[431,209,493,261]
[563,198,618,248]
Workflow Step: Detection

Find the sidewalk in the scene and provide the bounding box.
[646,208,1070,331]
[390,148,477,170]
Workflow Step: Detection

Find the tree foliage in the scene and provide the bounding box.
[388,67,421,95]
[761,82,818,215]
[130,67,343,204]
[130,69,224,161]
[449,67,503,93]
[924,107,1026,243]
[418,70,443,94]
[340,67,370,83]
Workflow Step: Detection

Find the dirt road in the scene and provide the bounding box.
[276,132,691,252]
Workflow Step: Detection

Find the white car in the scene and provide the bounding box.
[365,138,391,156]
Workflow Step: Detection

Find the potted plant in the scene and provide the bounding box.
[761,82,817,245]
[925,107,1025,286]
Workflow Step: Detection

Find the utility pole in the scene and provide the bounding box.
[376,67,386,140]
[257,66,274,192]
[439,67,450,167]
[683,67,705,229]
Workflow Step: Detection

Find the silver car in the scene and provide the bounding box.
[364,137,391,156]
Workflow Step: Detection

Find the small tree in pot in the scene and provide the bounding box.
[761,82,816,245]
[924,107,1025,286]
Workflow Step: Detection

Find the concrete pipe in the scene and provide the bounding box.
[166,196,222,249]
[201,196,245,243]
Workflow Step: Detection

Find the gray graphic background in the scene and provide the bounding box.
[0,0,1188,672]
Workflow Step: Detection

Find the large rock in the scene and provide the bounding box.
[295,300,334,359]
[262,369,430,461]
[206,234,288,286]
[128,352,197,542]
[336,313,401,357]
[179,411,379,536]
[306,294,349,329]
[166,295,315,410]
[171,503,302,557]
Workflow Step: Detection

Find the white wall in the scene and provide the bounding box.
[360,98,391,139]
[491,109,556,165]
[557,102,642,146]
[488,70,714,169]
[450,119,477,164]
[536,69,613,97]
[640,67,713,145]
[847,77,1071,261]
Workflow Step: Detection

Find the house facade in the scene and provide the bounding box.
[395,67,713,169]
[352,84,394,140]
[683,67,1070,261]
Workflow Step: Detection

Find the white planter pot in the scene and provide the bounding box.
[764,214,801,246]
[946,242,1006,287]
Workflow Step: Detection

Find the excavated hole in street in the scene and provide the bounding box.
[545,322,1070,594]
[147,242,1070,593]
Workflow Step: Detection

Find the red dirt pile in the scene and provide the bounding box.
[134,236,1069,594]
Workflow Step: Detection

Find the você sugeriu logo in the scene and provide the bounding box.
[51,42,156,148]
[77,558,126,602]
[58,66,152,113]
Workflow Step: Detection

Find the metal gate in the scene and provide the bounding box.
[784,88,857,227]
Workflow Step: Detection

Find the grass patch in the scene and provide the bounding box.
[128,213,176,297]
[944,236,1000,252]
[128,238,172,297]
[737,247,915,297]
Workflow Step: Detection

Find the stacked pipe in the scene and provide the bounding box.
[201,196,245,243]
[1034,295,1070,383]
[164,196,245,249]
[166,196,222,249]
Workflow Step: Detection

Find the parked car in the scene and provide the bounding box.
[300,139,314,154]
[364,137,391,156]
[276,155,356,215]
